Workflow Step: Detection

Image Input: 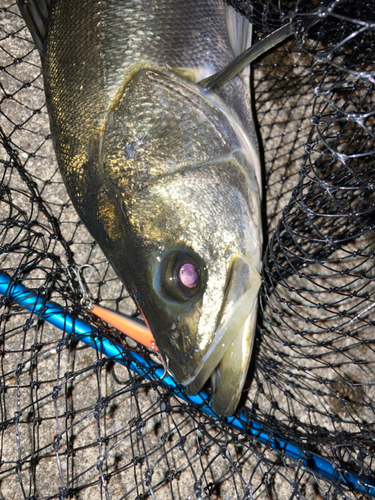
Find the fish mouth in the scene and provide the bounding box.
[182,254,261,417]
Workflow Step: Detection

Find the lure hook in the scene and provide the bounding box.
[75,264,97,308]
[153,345,169,381]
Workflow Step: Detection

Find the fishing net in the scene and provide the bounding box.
[0,0,374,498]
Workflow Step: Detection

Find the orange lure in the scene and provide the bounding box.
[71,264,158,352]
[90,303,158,351]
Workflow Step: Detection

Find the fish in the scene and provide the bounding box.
[17,0,263,416]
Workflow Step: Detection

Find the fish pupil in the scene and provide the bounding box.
[179,263,199,288]
[170,251,203,300]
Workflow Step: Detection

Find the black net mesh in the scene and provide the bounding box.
[1,0,375,498]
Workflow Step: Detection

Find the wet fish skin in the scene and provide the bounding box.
[18,0,262,416]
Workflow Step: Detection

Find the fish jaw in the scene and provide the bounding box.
[210,300,258,416]
[181,253,261,415]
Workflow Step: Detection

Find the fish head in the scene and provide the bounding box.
[97,68,262,416]
[117,160,262,417]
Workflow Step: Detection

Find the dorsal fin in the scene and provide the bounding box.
[17,0,52,55]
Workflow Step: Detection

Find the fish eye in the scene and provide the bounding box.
[153,251,205,303]
[172,253,201,299]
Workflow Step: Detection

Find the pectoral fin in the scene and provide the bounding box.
[199,23,293,90]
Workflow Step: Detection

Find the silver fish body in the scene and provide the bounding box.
[19,0,262,416]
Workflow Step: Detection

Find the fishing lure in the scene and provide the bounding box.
[69,265,170,376]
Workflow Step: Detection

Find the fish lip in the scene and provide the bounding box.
[209,301,258,417]
[181,253,261,402]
